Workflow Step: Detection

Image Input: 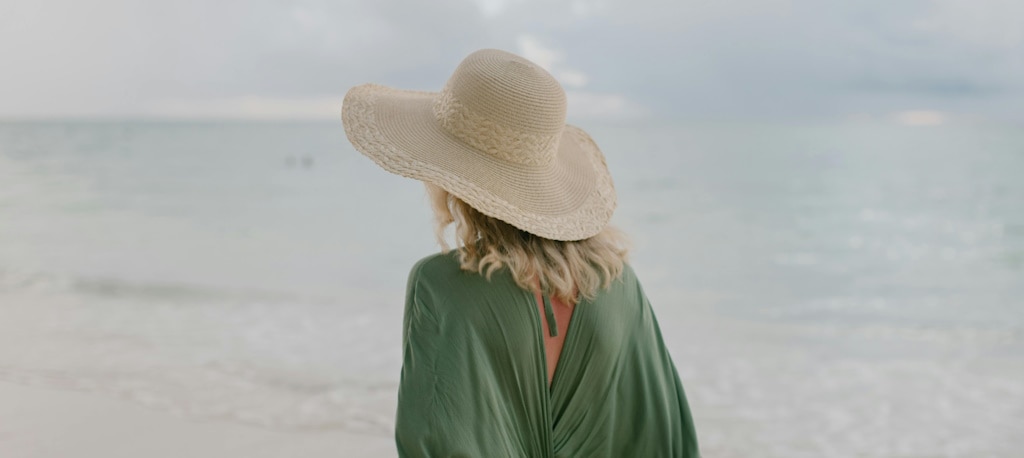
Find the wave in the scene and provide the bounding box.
[0,267,340,305]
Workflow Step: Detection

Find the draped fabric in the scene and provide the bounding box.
[395,251,700,457]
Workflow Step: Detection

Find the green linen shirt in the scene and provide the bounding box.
[395,250,700,457]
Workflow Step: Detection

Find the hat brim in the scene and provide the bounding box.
[341,83,616,241]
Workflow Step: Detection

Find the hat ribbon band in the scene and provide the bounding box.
[432,87,561,166]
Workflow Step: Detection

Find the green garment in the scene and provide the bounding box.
[396,250,700,457]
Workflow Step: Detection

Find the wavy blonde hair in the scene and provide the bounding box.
[425,183,629,303]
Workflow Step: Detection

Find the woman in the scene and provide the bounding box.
[342,49,700,457]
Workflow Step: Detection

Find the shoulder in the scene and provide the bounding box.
[595,262,649,315]
[614,261,641,291]
[405,250,513,321]
[620,262,638,281]
[406,250,486,304]
[404,252,462,322]
[408,250,463,284]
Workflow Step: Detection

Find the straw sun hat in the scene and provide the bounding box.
[340,48,616,241]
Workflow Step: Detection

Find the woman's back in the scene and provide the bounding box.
[396,250,700,457]
[342,48,700,456]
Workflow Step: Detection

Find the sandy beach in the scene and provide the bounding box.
[0,382,394,458]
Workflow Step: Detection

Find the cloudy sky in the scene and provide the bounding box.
[2,0,1021,122]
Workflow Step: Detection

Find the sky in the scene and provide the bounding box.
[1,0,1022,123]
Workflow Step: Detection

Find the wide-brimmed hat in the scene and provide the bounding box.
[341,48,616,241]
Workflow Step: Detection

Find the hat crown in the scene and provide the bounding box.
[433,49,567,166]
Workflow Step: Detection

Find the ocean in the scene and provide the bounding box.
[1,120,1021,456]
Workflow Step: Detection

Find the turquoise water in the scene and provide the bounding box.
[1,120,1021,456]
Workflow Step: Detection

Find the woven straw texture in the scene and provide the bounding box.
[340,49,616,241]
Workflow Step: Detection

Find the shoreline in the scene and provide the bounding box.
[0,381,395,458]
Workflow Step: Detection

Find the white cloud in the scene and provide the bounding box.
[567,90,648,120]
[557,69,589,88]
[569,0,610,17]
[516,35,589,88]
[0,0,1021,121]
[516,34,643,119]
[0,0,488,118]
[147,96,346,120]
[475,0,512,17]
[892,110,947,127]
[516,35,563,72]
[913,0,1024,48]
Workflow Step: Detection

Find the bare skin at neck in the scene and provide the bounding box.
[532,281,577,387]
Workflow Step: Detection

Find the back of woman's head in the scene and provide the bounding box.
[425,183,629,303]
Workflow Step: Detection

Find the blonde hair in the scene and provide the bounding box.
[425,183,629,303]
